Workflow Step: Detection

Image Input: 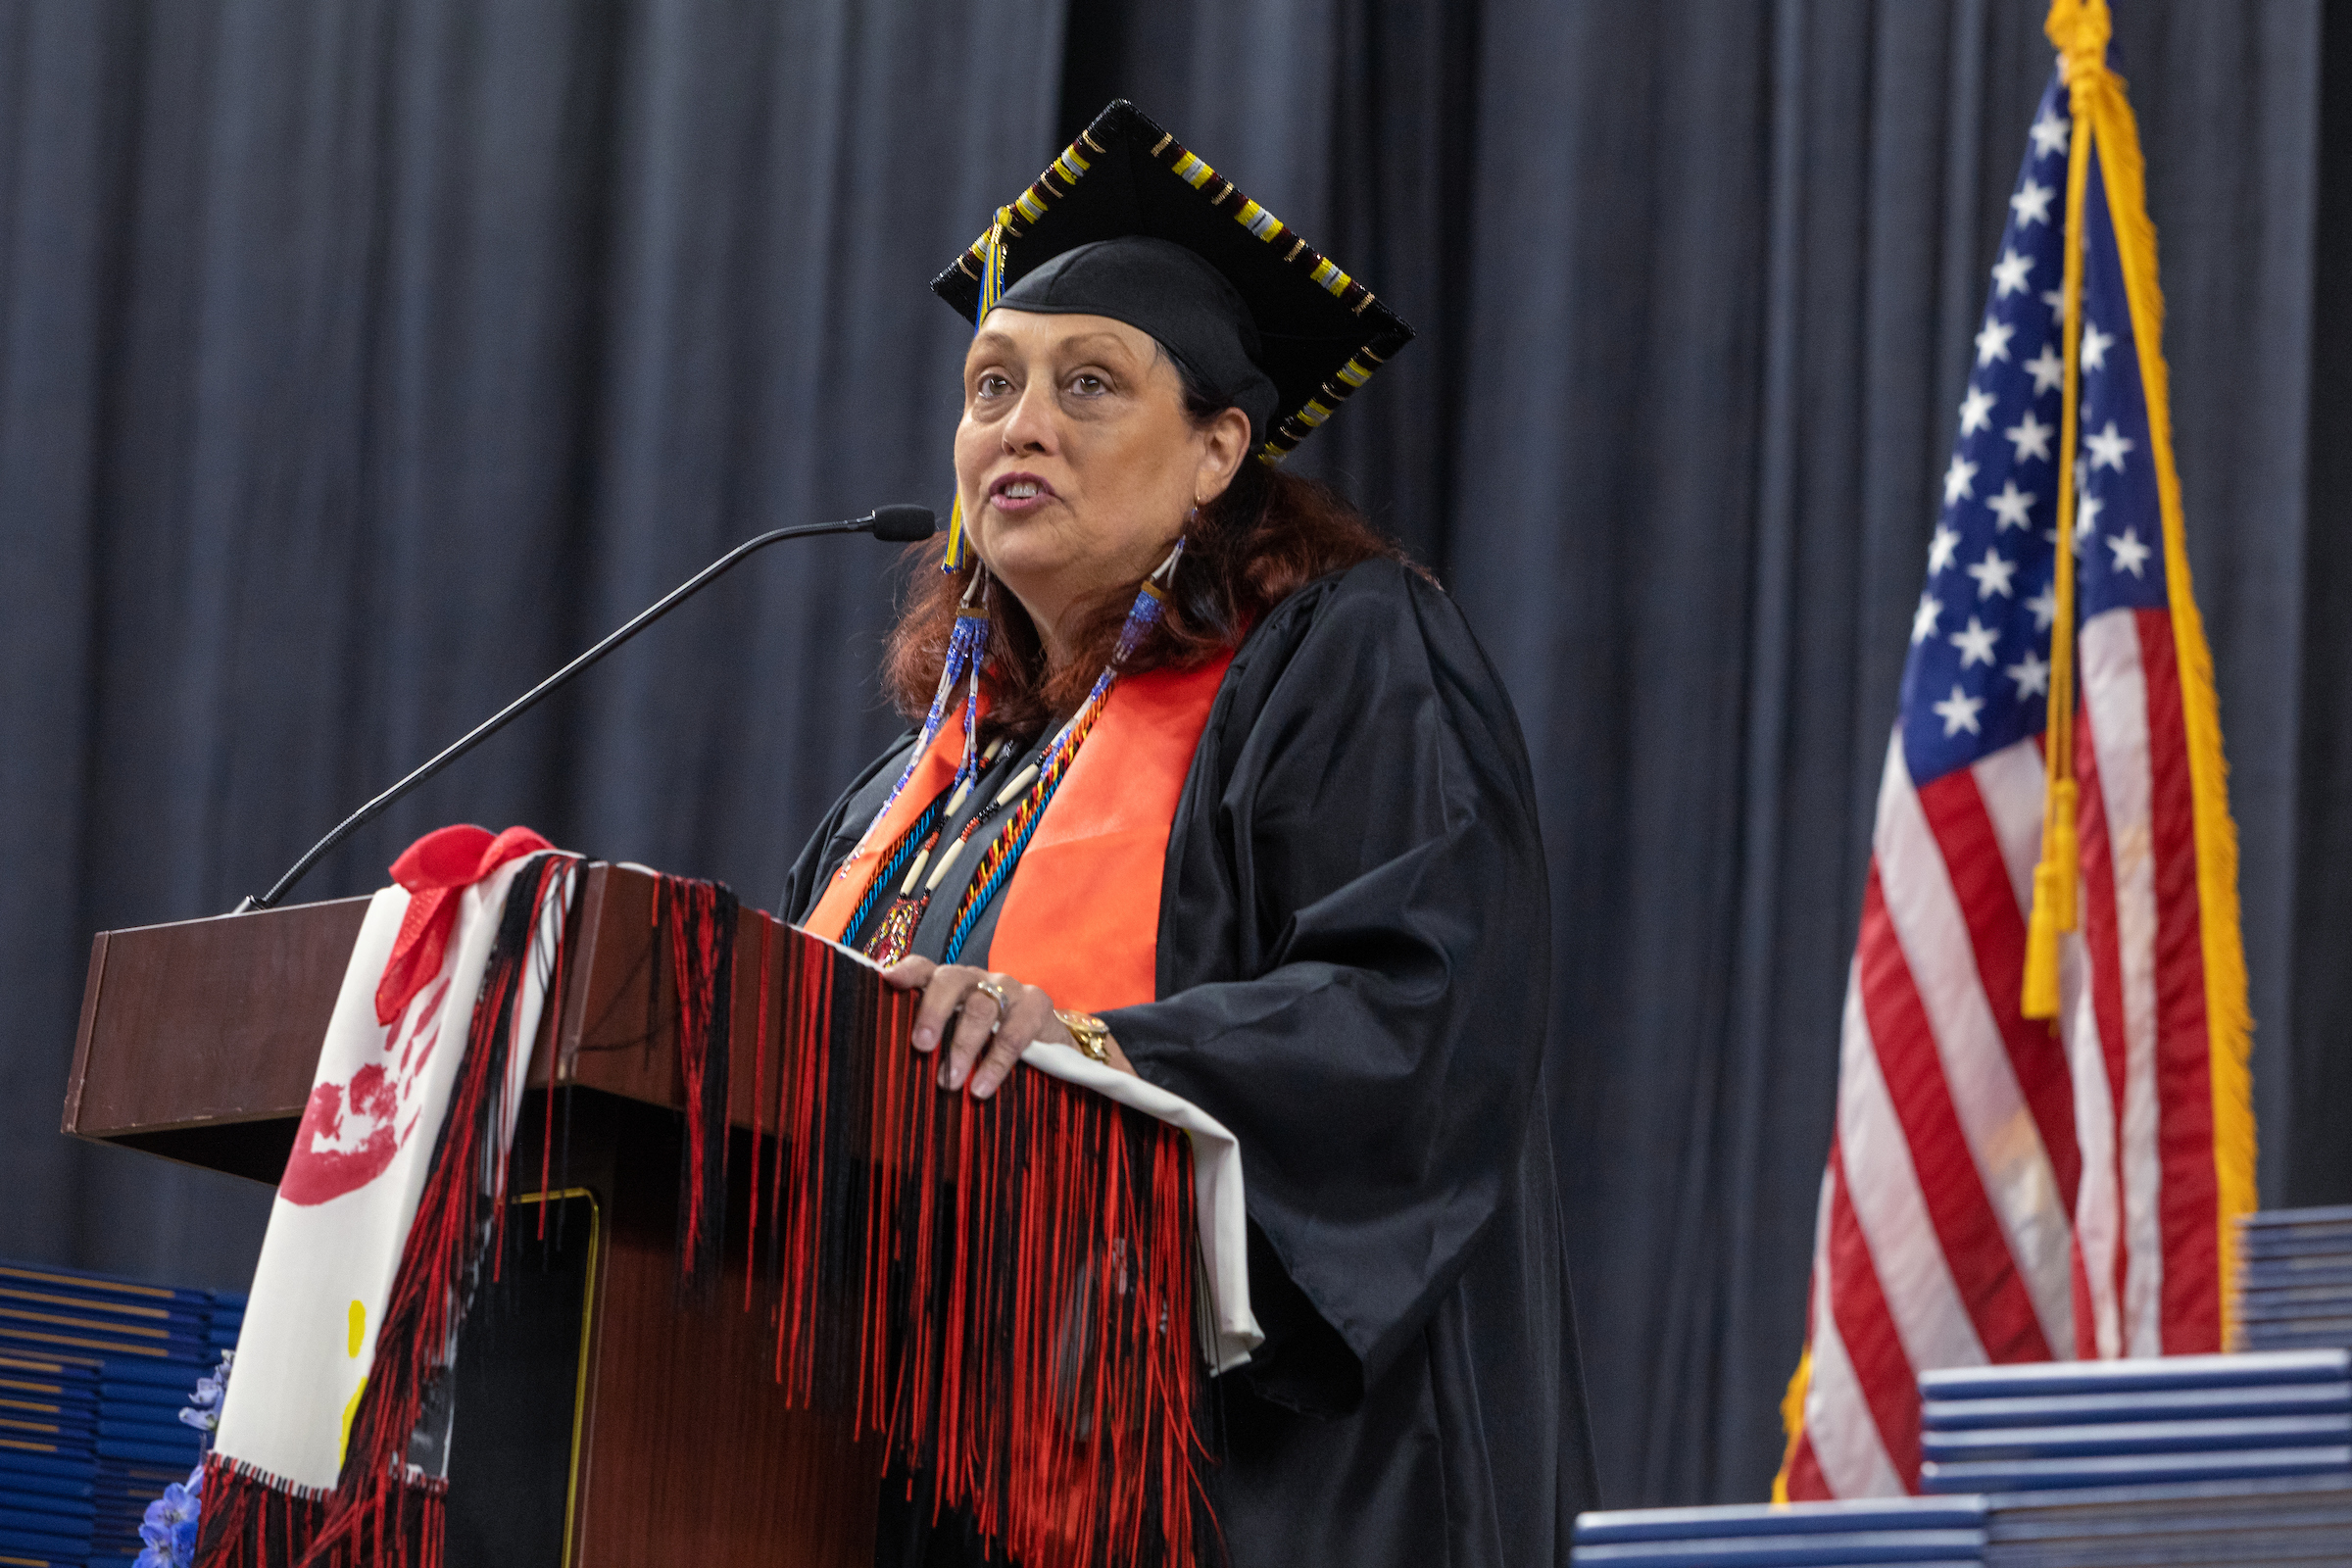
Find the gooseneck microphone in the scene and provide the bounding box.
[235,505,939,912]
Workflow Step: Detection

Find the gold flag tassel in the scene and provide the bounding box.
[2019,2,2104,1023]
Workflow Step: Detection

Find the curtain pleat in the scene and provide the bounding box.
[0,0,2327,1510]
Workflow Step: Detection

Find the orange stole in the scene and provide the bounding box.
[802,653,1232,1012]
[802,723,962,942]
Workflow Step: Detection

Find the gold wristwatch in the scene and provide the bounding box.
[1054,1008,1114,1064]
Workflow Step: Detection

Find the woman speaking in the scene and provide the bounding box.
[783,102,1597,1568]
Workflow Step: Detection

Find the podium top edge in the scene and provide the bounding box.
[96,893,377,938]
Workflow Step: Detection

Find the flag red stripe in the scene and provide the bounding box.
[1828,1140,1922,1487]
[2070,1232,2097,1360]
[2135,609,2219,1351]
[2073,694,2132,1337]
[1784,1430,1828,1502]
[1913,768,2081,1210]
[1857,866,2053,1363]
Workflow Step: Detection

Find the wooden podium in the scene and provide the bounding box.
[63,862,879,1566]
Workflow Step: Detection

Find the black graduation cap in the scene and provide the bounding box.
[931,100,1414,464]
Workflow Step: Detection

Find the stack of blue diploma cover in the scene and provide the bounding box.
[1573,1477,2352,1568]
[1975,1471,2352,1566]
[0,1258,244,1567]
[2235,1205,2352,1354]
[1574,1213,2352,1568]
[1917,1348,2352,1494]
[1573,1496,1990,1568]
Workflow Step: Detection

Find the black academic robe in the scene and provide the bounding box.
[781,559,1599,1568]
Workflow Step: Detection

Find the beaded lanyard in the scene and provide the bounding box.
[835,564,992,927]
[855,542,1184,965]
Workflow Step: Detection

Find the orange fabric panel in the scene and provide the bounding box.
[802,651,1230,1010]
[990,654,1231,1012]
[802,715,964,942]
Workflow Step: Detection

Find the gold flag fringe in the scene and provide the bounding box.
[2042,0,2256,1343]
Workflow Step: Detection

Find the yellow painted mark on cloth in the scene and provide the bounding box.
[339,1298,367,1465]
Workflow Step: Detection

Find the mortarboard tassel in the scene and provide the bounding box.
[942,495,969,575]
[941,211,1016,575]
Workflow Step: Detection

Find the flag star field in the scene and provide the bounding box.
[1898,75,2167,786]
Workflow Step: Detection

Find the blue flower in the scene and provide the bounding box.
[158,1478,198,1525]
[180,1351,234,1436]
[139,1475,203,1566]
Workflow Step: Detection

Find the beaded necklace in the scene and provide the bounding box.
[853,541,1183,965]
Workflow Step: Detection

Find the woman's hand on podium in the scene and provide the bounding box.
[884,956,1135,1100]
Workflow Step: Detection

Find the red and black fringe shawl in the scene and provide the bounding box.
[201,865,1214,1568]
[196,854,577,1568]
[653,878,1217,1565]
[741,911,1216,1568]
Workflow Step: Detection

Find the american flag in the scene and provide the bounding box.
[1777,33,2252,1501]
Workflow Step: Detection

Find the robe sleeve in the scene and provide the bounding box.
[778,731,916,923]
[1101,561,1552,1415]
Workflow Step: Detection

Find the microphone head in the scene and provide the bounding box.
[867,505,938,542]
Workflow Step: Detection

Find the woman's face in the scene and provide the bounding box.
[956,309,1249,661]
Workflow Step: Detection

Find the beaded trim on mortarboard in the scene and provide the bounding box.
[932,100,1415,466]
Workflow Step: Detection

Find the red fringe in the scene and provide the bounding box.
[196,1444,449,1568]
[657,875,736,1290]
[742,923,1213,1568]
[744,913,775,1308]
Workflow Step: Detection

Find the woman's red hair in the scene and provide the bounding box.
[884,453,1403,744]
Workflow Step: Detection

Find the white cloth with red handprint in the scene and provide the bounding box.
[212,852,567,1491]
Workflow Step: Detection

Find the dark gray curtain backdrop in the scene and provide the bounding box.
[1,0,2338,1512]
